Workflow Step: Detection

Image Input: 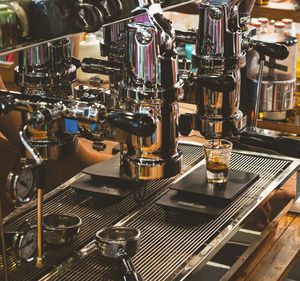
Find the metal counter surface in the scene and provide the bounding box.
[1,142,203,280]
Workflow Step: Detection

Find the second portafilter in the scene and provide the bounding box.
[95,226,142,281]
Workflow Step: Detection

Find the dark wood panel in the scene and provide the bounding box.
[252,2,299,22]
[246,215,300,281]
[221,209,296,281]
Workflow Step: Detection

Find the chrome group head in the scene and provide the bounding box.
[190,0,246,139]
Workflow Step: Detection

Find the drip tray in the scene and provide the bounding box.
[157,166,259,217]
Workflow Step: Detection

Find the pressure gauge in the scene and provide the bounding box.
[12,223,38,263]
[6,158,37,206]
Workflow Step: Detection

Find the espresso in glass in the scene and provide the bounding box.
[203,139,232,183]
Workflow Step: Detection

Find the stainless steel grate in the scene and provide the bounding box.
[1,143,204,281]
[42,146,299,281]
[130,153,293,281]
[180,142,203,171]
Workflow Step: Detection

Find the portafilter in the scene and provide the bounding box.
[95,226,142,281]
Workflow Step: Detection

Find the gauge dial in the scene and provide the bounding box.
[19,228,37,261]
[12,225,37,263]
[16,167,34,199]
[6,159,37,206]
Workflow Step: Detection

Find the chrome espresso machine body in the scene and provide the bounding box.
[82,1,184,180]
[178,0,248,139]
[14,39,80,160]
[0,0,300,281]
[177,0,299,157]
[191,0,246,139]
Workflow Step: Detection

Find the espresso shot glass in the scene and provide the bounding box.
[203,139,232,184]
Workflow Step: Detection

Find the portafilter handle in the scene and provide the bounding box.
[105,111,156,137]
[81,58,123,76]
[252,41,289,60]
[197,74,236,92]
[175,29,197,45]
[116,248,143,281]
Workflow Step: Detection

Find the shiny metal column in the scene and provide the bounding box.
[119,4,183,180]
[190,2,246,138]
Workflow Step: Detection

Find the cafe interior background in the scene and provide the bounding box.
[0,0,299,280]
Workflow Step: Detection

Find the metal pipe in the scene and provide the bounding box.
[19,123,43,166]
[252,59,265,131]
[36,188,44,268]
[0,90,106,123]
[19,119,44,268]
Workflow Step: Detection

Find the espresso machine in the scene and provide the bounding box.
[0,33,157,270]
[0,1,300,280]
[80,0,184,181]
[242,33,298,125]
[180,0,247,139]
[177,0,300,157]
[0,0,184,272]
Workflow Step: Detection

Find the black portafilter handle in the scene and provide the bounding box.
[106,111,156,137]
[0,95,14,115]
[175,29,197,45]
[197,74,236,92]
[178,113,193,137]
[81,57,123,76]
[75,3,104,33]
[117,249,143,281]
[252,41,289,60]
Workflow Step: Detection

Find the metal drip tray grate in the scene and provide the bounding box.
[1,142,204,281]
[42,144,299,281]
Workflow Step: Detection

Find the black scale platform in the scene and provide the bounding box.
[156,165,259,217]
[70,153,134,197]
[71,153,259,217]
